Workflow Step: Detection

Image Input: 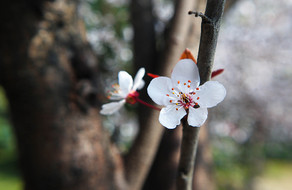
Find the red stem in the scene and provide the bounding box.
[135,97,161,111]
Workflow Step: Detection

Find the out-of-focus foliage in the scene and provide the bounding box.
[0,87,22,190]
[80,0,133,72]
[211,0,292,189]
[0,87,14,160]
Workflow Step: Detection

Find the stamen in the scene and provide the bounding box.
[176,103,179,105]
[172,88,174,90]
[196,87,199,90]
[172,92,175,94]
[197,97,200,100]
[187,85,190,88]
[184,83,186,85]
[176,108,178,111]
[188,80,191,83]
[177,81,180,84]
[193,103,200,109]
[166,94,169,96]
[170,100,173,103]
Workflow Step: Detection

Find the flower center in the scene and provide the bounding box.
[107,83,122,99]
[166,80,200,111]
[126,91,139,104]
[178,93,193,109]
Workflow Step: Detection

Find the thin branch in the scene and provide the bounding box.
[176,0,226,190]
[197,0,226,84]
[188,11,213,24]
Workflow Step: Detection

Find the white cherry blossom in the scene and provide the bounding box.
[147,59,226,129]
[100,68,145,115]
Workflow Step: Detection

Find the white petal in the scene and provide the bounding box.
[136,80,145,90]
[196,81,226,108]
[159,105,186,129]
[171,59,200,89]
[132,68,145,91]
[118,71,133,97]
[100,100,125,115]
[188,107,208,127]
[147,77,175,106]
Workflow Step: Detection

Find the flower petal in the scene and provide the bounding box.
[136,80,145,90]
[118,71,133,97]
[159,105,186,129]
[100,100,126,115]
[188,107,208,127]
[147,77,175,106]
[196,81,226,108]
[171,59,200,89]
[132,68,145,91]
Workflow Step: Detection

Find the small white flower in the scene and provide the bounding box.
[100,68,145,115]
[147,59,226,129]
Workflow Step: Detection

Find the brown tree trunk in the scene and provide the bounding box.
[0,0,125,189]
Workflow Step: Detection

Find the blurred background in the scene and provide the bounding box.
[1,0,292,189]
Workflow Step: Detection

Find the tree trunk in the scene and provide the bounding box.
[0,0,125,189]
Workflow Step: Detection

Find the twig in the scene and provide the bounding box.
[188,11,213,24]
[176,0,226,190]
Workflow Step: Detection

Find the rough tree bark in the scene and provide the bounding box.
[0,0,126,189]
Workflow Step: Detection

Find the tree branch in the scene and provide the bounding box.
[197,0,226,84]
[176,120,200,190]
[176,0,226,189]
